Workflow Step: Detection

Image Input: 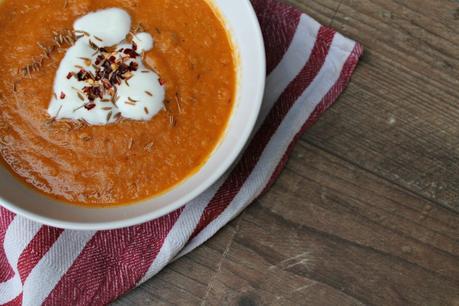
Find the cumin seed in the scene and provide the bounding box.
[175,92,182,113]
[144,142,154,152]
[169,114,176,127]
[145,91,153,96]
[106,111,112,122]
[55,105,63,118]
[88,39,98,50]
[74,30,90,36]
[77,92,85,101]
[73,104,85,112]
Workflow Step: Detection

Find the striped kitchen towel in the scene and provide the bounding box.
[0,0,363,304]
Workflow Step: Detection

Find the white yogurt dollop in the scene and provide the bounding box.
[48,8,165,125]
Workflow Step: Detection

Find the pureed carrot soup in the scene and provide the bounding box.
[0,0,236,205]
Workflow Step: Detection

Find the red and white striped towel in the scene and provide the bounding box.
[0,0,363,304]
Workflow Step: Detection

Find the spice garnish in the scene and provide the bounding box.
[106,111,112,122]
[101,107,112,111]
[84,102,96,110]
[60,92,66,99]
[175,92,182,113]
[133,23,145,34]
[145,91,153,96]
[78,57,92,65]
[128,138,134,149]
[55,105,63,118]
[88,39,98,50]
[144,142,154,152]
[94,35,104,42]
[77,92,85,101]
[144,107,149,114]
[73,104,85,112]
[74,30,90,36]
[169,114,176,127]
[12,82,17,92]
[125,101,136,106]
[127,97,138,103]
[114,112,122,121]
[141,70,149,73]
[62,38,143,111]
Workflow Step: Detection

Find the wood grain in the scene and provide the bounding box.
[115,0,459,305]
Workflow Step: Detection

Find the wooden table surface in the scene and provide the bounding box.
[115,0,459,305]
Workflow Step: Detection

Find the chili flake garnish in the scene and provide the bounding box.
[64,39,143,113]
[60,92,66,99]
[84,102,96,110]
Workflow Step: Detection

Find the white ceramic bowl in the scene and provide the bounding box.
[0,0,266,230]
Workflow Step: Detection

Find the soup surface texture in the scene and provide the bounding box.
[0,0,236,205]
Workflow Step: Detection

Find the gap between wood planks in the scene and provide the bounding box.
[300,139,458,215]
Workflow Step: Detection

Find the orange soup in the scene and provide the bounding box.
[0,0,236,205]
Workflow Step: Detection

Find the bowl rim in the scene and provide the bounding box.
[0,0,266,230]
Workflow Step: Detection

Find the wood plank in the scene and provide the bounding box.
[114,220,241,305]
[202,142,459,305]
[298,0,459,211]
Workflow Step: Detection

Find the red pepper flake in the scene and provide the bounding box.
[66,72,74,79]
[60,91,66,99]
[128,61,138,71]
[123,48,137,58]
[159,78,165,86]
[84,102,96,110]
